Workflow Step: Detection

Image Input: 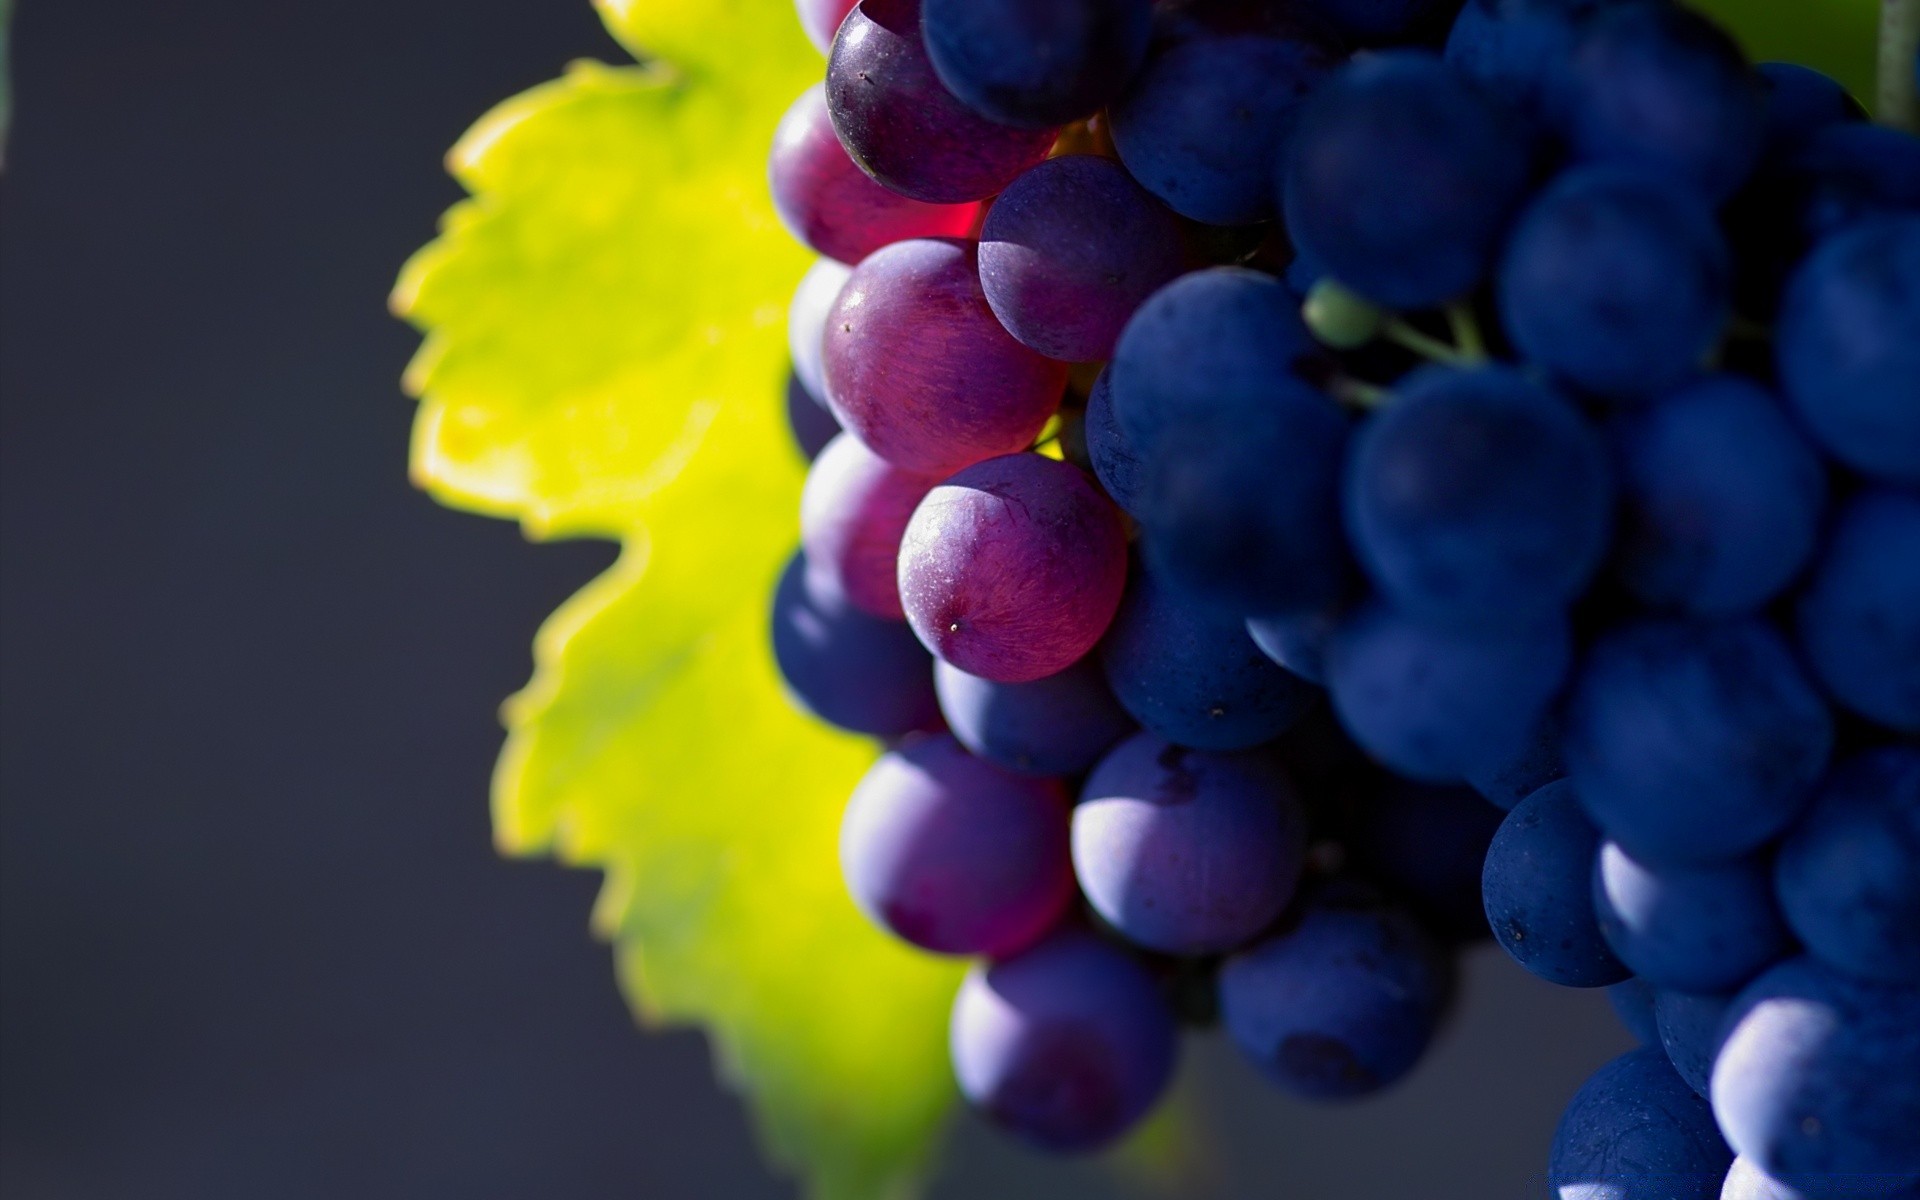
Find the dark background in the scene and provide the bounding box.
[0,3,1629,1197]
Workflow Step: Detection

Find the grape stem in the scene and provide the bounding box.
[1383,318,1480,367]
[1884,0,1920,132]
[1445,304,1489,361]
[1331,376,1390,409]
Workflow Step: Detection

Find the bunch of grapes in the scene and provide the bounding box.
[766,0,1920,1193]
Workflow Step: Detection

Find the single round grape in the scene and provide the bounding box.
[770,552,940,737]
[1609,374,1826,616]
[1713,958,1920,1182]
[1082,368,1147,519]
[1775,216,1920,486]
[1109,11,1345,225]
[801,433,936,619]
[1552,1,1765,202]
[786,371,841,461]
[1774,748,1920,985]
[1343,778,1506,944]
[1345,365,1613,627]
[1498,166,1730,399]
[1720,1155,1920,1200]
[898,454,1127,683]
[1106,267,1320,456]
[1654,988,1731,1098]
[825,0,1058,204]
[1563,618,1834,865]
[1219,883,1453,1100]
[1282,50,1532,308]
[1464,712,1567,811]
[770,85,981,267]
[1593,842,1792,994]
[1137,390,1350,620]
[1794,488,1920,732]
[934,655,1134,778]
[1483,780,1632,988]
[1099,567,1318,752]
[1074,732,1307,955]
[1609,976,1661,1045]
[822,238,1066,477]
[1756,62,1864,153]
[921,0,1152,129]
[950,927,1177,1153]
[978,156,1186,363]
[840,733,1074,956]
[1325,602,1571,785]
[797,0,860,53]
[790,257,853,406]
[1549,1047,1732,1200]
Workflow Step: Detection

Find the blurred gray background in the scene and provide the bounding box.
[0,2,1630,1196]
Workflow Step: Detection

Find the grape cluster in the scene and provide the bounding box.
[767,0,1920,1191]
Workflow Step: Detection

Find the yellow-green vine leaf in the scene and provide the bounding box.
[391,3,966,1197]
[1689,0,1879,101]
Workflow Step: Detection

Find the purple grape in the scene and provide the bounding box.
[1713,958,1920,1183]
[1282,50,1533,308]
[1073,732,1308,955]
[1551,0,1766,203]
[950,927,1177,1152]
[1343,778,1505,944]
[1794,488,1920,731]
[786,371,841,461]
[1608,374,1827,616]
[825,0,1058,204]
[921,0,1153,129]
[978,156,1186,363]
[800,432,936,620]
[770,552,940,737]
[770,84,982,267]
[1549,1047,1731,1200]
[1563,618,1834,865]
[840,733,1074,956]
[898,453,1127,683]
[1218,883,1453,1100]
[1773,748,1920,985]
[822,238,1066,477]
[797,0,860,53]
[1483,779,1633,988]
[1344,365,1613,627]
[1325,602,1572,785]
[1592,841,1792,994]
[933,655,1135,777]
[789,257,853,407]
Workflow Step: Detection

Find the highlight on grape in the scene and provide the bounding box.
[770,0,1920,1193]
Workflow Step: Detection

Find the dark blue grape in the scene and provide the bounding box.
[1498,166,1730,399]
[1107,267,1320,456]
[1653,987,1730,1098]
[1326,601,1571,784]
[950,927,1177,1152]
[1074,733,1308,954]
[787,371,841,461]
[1246,602,1346,686]
[1608,374,1826,616]
[1593,841,1792,994]
[840,733,1074,956]
[1756,62,1864,153]
[1344,365,1613,626]
[1563,618,1834,865]
[934,655,1135,778]
[1551,1,1764,202]
[1774,748,1920,985]
[1775,216,1920,486]
[978,156,1186,363]
[1099,567,1318,751]
[1550,1047,1732,1200]
[771,552,940,736]
[1463,711,1566,811]
[1714,958,1920,1183]
[1444,0,1631,115]
[1609,976,1661,1044]
[1219,883,1453,1100]
[1721,1155,1920,1200]
[1483,779,1631,987]
[826,0,1057,204]
[1794,488,1920,731]
[1137,391,1350,620]
[921,0,1152,129]
[1283,50,1532,308]
[1108,7,1344,225]
[1082,369,1147,518]
[1343,778,1505,943]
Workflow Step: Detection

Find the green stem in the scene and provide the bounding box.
[1383,318,1475,366]
[1882,0,1919,132]
[1331,376,1390,410]
[1445,304,1489,362]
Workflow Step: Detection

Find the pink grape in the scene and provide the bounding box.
[800,432,937,620]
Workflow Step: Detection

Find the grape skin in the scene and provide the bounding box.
[1793,488,1920,732]
[933,655,1135,778]
[1653,987,1730,1099]
[920,0,1152,130]
[770,553,939,737]
[1591,841,1792,995]
[800,432,936,620]
[1549,1047,1732,1200]
[1482,779,1632,988]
